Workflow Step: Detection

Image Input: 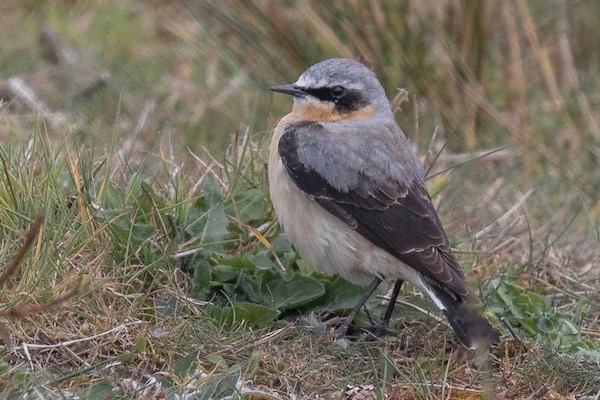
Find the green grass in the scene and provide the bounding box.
[1,1,600,398]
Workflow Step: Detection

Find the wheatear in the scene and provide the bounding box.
[268,58,499,349]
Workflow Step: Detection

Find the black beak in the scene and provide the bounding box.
[269,83,306,97]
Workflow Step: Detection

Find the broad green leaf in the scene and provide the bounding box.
[126,171,144,199]
[242,350,262,378]
[135,181,166,223]
[576,348,600,363]
[211,302,279,328]
[558,318,580,335]
[216,255,256,270]
[130,222,155,244]
[195,372,240,399]
[199,175,229,249]
[537,317,552,332]
[483,276,600,359]
[207,354,230,370]
[495,281,524,319]
[191,255,211,300]
[173,351,199,378]
[83,380,113,400]
[519,318,539,335]
[212,264,239,283]
[247,253,277,271]
[140,181,163,207]
[271,236,299,269]
[305,276,367,311]
[223,274,266,304]
[133,335,146,353]
[184,202,209,237]
[261,272,325,309]
[272,236,292,251]
[234,188,267,223]
[108,216,154,249]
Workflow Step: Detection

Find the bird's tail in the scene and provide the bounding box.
[430,286,499,350]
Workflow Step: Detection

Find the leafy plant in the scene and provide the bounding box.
[484,276,600,360]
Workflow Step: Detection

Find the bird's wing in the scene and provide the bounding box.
[278,121,469,297]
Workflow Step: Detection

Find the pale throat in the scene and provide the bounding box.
[290,99,375,122]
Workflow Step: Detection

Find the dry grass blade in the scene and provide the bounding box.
[0,215,44,286]
[0,214,81,348]
[375,294,448,327]
[1,288,80,320]
[474,189,534,240]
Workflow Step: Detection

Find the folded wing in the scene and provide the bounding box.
[278,121,469,298]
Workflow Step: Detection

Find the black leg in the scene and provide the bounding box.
[334,277,382,338]
[381,279,404,328]
[359,279,404,339]
[362,304,378,327]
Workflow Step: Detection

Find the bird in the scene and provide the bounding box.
[268,58,499,350]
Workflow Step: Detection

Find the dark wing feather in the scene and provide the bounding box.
[278,122,469,297]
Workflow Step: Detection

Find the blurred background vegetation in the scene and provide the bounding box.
[2,1,599,157]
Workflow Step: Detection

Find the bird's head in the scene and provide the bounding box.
[270,58,392,122]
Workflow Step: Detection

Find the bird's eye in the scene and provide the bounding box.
[330,86,346,99]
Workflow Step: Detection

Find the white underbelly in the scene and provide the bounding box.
[268,156,426,290]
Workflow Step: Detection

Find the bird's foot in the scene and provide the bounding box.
[361,304,397,338]
[359,323,397,340]
[332,303,398,340]
[333,322,352,340]
[333,321,396,341]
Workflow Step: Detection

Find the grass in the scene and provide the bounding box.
[1,1,600,399]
